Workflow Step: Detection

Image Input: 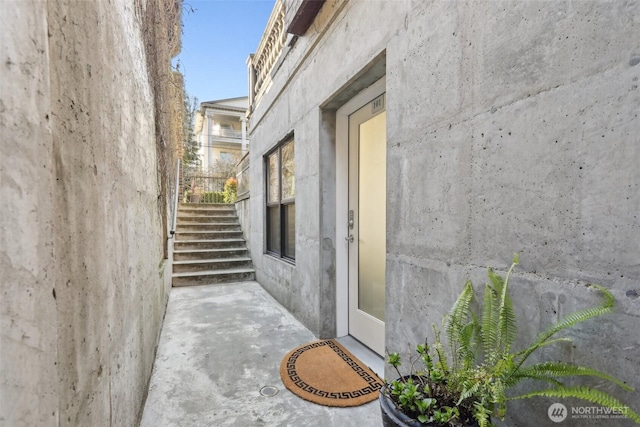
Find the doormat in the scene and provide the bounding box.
[279,339,383,407]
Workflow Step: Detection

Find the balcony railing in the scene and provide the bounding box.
[211,128,243,139]
[248,0,285,108]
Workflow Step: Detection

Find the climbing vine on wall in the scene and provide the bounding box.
[137,0,184,258]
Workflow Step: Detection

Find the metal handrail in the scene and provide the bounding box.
[169,158,181,239]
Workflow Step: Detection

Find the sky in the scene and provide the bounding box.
[176,0,276,103]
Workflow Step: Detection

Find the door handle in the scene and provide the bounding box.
[345,235,354,243]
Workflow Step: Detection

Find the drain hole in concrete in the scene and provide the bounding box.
[260,386,278,397]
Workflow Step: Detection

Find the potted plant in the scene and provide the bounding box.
[380,255,640,427]
[189,186,202,203]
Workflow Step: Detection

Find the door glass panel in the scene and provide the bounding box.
[358,111,386,321]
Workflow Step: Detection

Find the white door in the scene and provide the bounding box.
[346,93,386,355]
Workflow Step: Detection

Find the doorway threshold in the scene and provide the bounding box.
[336,335,384,378]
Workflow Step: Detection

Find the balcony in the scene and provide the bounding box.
[211,128,243,139]
[247,0,286,109]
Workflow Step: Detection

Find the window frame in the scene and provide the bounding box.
[265,135,295,262]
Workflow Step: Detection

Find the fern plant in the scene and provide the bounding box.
[383,255,640,426]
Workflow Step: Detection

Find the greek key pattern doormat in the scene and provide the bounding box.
[279,339,383,407]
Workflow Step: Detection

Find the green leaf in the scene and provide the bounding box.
[511,386,640,424]
[432,325,450,374]
[481,281,500,363]
[514,285,614,369]
[387,352,401,368]
[496,262,518,354]
[416,397,435,414]
[473,401,493,427]
[458,379,481,404]
[446,280,474,369]
[512,362,633,391]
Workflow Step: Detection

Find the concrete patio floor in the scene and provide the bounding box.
[140,281,383,427]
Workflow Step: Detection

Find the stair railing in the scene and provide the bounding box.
[181,166,233,203]
[169,158,181,239]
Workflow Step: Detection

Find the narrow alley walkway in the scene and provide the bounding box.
[140,281,382,426]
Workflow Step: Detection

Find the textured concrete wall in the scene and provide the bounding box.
[249,0,640,424]
[0,1,174,425]
[384,2,640,425]
[0,2,59,425]
[236,198,252,253]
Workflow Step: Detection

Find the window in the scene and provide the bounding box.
[266,138,295,260]
[220,152,234,161]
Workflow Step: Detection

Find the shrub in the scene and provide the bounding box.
[202,191,224,203]
[223,177,237,204]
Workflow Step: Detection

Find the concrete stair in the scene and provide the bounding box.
[172,203,254,286]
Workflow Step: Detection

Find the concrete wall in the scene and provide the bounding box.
[1,2,59,425]
[248,0,640,424]
[236,198,252,252]
[0,0,177,425]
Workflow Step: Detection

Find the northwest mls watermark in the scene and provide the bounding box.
[548,402,631,423]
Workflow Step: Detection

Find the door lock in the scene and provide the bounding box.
[345,234,354,243]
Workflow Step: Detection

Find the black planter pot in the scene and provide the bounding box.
[379,383,480,427]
